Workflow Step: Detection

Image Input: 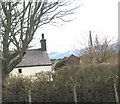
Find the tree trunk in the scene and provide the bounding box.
[2,31,9,76]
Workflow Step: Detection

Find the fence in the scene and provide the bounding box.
[2,82,118,103]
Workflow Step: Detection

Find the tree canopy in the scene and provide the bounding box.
[0,1,80,76]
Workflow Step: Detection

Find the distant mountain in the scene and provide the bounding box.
[109,42,120,51]
[49,42,119,59]
[48,50,80,59]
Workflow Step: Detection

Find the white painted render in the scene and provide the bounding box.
[10,66,52,76]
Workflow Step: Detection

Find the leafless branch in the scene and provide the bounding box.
[1,0,80,76]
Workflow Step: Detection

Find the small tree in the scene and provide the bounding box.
[80,31,113,64]
[92,35,112,63]
[0,1,80,77]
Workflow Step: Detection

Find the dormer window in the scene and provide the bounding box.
[18,69,22,73]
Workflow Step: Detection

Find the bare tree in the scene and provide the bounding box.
[1,1,80,76]
[92,35,112,63]
[80,31,113,65]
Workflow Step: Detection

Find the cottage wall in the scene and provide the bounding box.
[10,66,51,76]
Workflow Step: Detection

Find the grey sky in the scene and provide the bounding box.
[29,0,118,53]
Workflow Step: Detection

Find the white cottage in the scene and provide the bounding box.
[10,34,52,76]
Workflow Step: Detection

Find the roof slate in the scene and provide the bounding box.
[16,49,51,67]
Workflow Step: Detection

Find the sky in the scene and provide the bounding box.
[30,0,119,53]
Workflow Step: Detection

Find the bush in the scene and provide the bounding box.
[54,61,65,71]
[2,76,31,102]
[2,63,118,102]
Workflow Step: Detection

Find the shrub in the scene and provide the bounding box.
[2,76,31,102]
[54,61,65,71]
[2,63,118,102]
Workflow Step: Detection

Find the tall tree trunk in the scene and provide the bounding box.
[2,32,9,77]
[2,2,11,77]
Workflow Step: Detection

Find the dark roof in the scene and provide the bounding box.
[16,49,51,67]
[65,54,80,61]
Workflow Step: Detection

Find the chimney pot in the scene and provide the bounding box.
[42,33,44,39]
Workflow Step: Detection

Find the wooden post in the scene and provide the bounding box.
[28,89,32,104]
[113,82,119,104]
[73,86,77,103]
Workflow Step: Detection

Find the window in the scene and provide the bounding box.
[18,69,22,73]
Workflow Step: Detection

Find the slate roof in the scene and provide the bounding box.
[65,54,80,61]
[16,49,52,67]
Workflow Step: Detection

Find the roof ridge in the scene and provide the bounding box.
[64,54,80,61]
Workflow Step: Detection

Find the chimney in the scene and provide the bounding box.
[40,33,46,51]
